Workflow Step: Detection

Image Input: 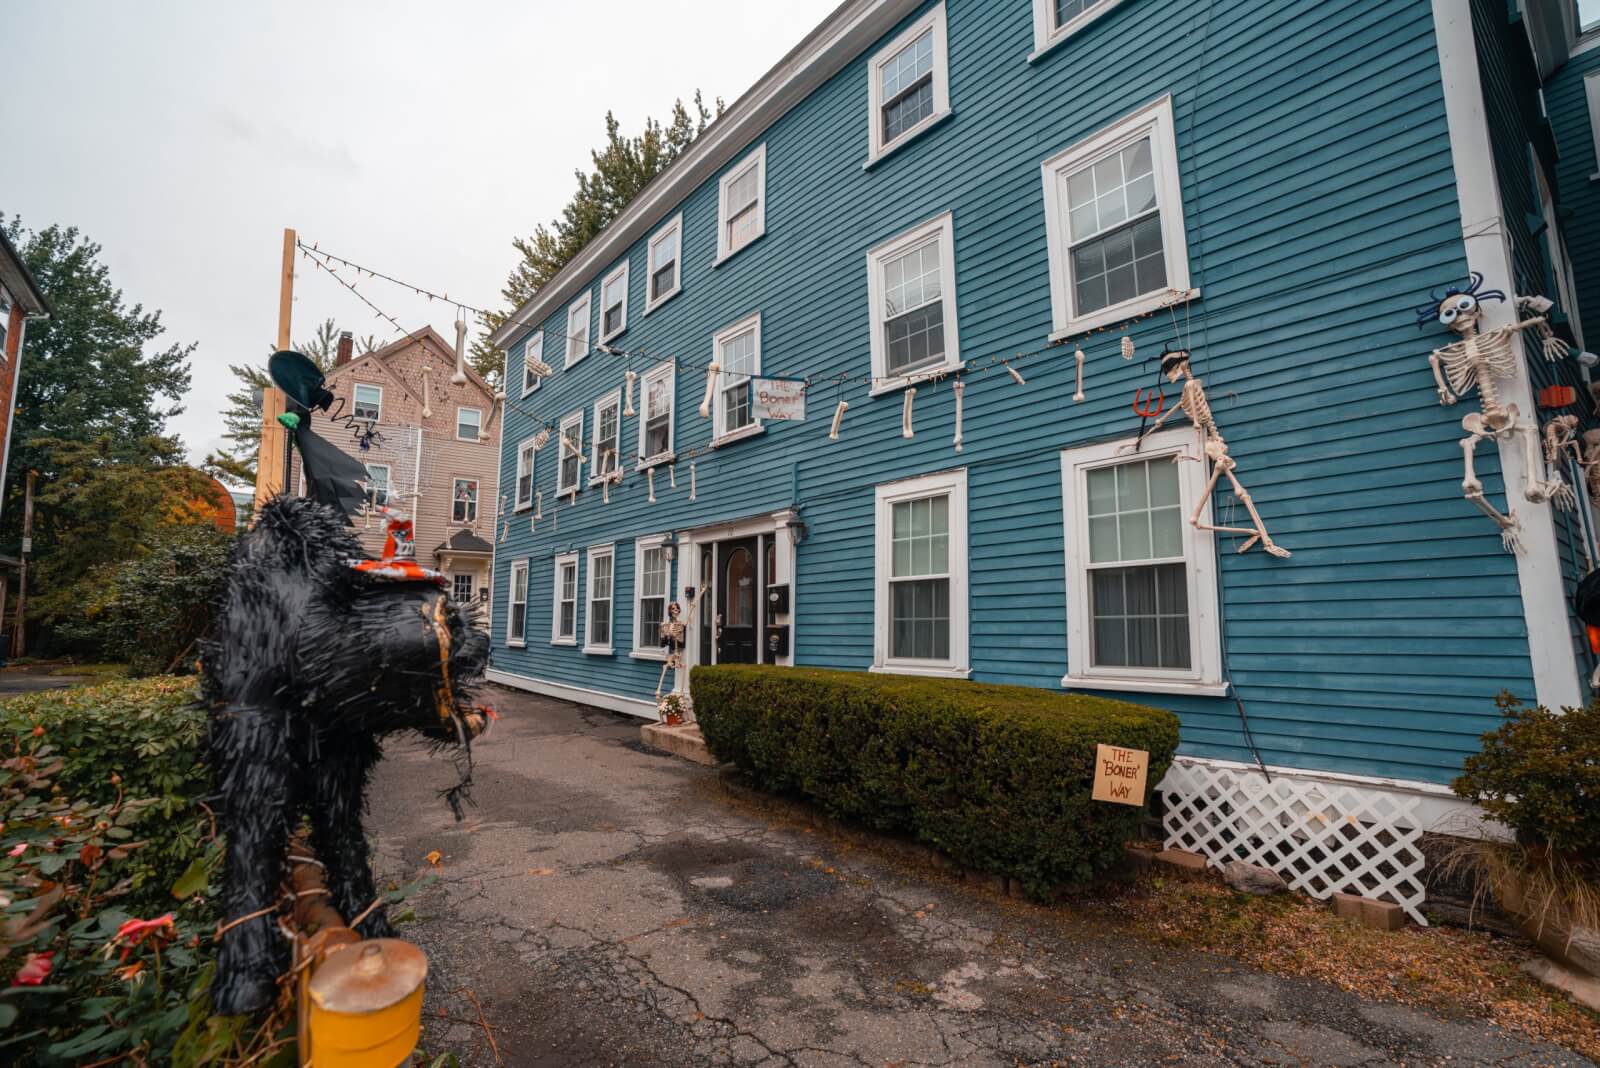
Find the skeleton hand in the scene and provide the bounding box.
[1553,481,1578,512]
[1542,334,1570,361]
[1437,386,1456,406]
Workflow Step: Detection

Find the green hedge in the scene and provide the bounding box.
[692,665,1181,896]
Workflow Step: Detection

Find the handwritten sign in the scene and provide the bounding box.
[753,378,807,422]
[1091,744,1149,806]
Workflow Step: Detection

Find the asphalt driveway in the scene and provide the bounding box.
[367,688,1592,1067]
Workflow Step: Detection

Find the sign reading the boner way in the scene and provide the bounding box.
[1091,744,1149,806]
[753,377,807,421]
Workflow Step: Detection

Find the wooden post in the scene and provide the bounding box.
[254,228,296,513]
[11,470,34,658]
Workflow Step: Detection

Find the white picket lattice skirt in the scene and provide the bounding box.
[1159,760,1430,925]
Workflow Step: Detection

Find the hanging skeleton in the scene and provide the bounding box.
[1417,273,1571,552]
[1138,346,1291,558]
[1585,429,1600,507]
[1540,414,1584,513]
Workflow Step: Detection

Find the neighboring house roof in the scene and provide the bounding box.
[326,326,496,408]
[487,0,922,352]
[0,227,51,317]
[435,529,493,556]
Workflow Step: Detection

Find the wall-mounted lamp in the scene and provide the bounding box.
[785,515,807,545]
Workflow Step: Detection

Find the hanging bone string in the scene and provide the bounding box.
[698,363,721,418]
[902,387,916,439]
[1074,346,1086,403]
[623,370,637,417]
[952,380,965,452]
[829,400,848,440]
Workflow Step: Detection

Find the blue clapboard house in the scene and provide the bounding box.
[487,0,1600,915]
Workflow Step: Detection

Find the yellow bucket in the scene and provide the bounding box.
[307,939,427,1067]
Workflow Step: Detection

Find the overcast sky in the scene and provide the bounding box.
[5,0,838,469]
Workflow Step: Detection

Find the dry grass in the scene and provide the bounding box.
[1079,872,1600,1060]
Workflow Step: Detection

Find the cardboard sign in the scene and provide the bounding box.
[1091,744,1149,806]
[753,378,807,421]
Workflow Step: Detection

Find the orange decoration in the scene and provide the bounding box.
[1538,385,1578,408]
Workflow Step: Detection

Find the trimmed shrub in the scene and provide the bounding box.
[692,665,1180,896]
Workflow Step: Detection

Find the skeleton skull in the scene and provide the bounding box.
[1437,292,1482,333]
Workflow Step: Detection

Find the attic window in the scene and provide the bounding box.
[352,383,382,422]
[457,406,482,441]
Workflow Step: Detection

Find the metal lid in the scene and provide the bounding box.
[308,939,428,1015]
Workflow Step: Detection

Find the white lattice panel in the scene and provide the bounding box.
[1159,761,1429,925]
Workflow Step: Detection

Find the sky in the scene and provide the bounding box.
[1587,0,1600,28]
[4,0,839,469]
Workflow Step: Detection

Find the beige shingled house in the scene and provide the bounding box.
[291,327,500,621]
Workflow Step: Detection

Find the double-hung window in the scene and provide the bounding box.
[552,552,578,644]
[717,146,766,261]
[1040,95,1190,335]
[601,262,629,341]
[638,361,675,465]
[451,478,479,524]
[867,211,960,390]
[712,313,761,443]
[522,332,546,397]
[591,390,621,480]
[352,383,382,422]
[584,545,614,654]
[873,469,968,678]
[557,411,584,496]
[867,4,950,163]
[1031,0,1122,57]
[514,438,536,510]
[363,463,390,508]
[565,293,592,368]
[507,560,528,646]
[646,215,683,311]
[452,573,475,603]
[1060,428,1224,695]
[457,407,482,442]
[633,536,670,656]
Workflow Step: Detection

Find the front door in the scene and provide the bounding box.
[717,538,760,664]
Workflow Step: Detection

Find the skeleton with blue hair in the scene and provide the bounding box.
[1417,273,1571,553]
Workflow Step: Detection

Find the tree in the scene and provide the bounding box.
[204,318,377,485]
[469,93,722,380]
[0,218,194,493]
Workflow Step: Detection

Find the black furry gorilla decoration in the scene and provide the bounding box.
[201,352,491,1016]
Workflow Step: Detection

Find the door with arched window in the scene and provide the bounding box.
[717,538,759,664]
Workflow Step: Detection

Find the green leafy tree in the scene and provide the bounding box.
[470,93,722,380]
[204,318,376,485]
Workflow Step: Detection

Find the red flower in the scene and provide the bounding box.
[110,914,176,961]
[12,952,52,986]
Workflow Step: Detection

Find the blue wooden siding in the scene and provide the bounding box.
[492,0,1539,786]
[1547,43,1600,329]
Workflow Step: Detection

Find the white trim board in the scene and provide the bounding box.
[1432,0,1582,709]
[486,669,659,720]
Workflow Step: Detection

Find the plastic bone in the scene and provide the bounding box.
[1121,336,1135,361]
[624,370,637,417]
[690,462,698,502]
[1139,348,1290,558]
[902,387,916,439]
[533,489,542,521]
[669,463,677,489]
[698,362,721,418]
[1074,346,1086,402]
[952,380,965,452]
[648,466,657,503]
[829,400,849,440]
[532,427,550,451]
[1422,279,1572,552]
[1005,363,1025,386]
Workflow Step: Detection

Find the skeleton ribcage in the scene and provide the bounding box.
[1442,332,1519,397]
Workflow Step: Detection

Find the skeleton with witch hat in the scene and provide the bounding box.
[1416,272,1570,553]
[1135,344,1291,558]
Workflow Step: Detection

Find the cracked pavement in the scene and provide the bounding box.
[368,688,1593,1067]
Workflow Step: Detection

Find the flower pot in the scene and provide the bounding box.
[1493,867,1600,978]
[662,710,684,727]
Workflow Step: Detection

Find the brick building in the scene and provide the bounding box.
[0,227,51,514]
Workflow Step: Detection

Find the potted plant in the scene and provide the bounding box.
[658,692,686,727]
[1451,693,1600,978]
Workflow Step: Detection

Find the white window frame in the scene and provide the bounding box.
[1040,94,1193,337]
[645,213,684,313]
[564,293,592,368]
[631,534,672,659]
[362,463,390,508]
[451,572,476,603]
[712,312,763,445]
[456,406,483,442]
[1030,0,1122,60]
[1586,71,1600,182]
[716,144,766,263]
[521,332,545,397]
[589,389,623,483]
[352,383,383,422]
[637,360,676,467]
[583,543,615,655]
[1059,427,1225,696]
[866,3,951,165]
[514,437,536,511]
[600,261,630,341]
[507,559,528,647]
[871,468,969,679]
[867,211,962,394]
[552,551,578,644]
[451,477,480,524]
[557,410,584,497]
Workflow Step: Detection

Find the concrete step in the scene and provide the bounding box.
[640,722,719,766]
